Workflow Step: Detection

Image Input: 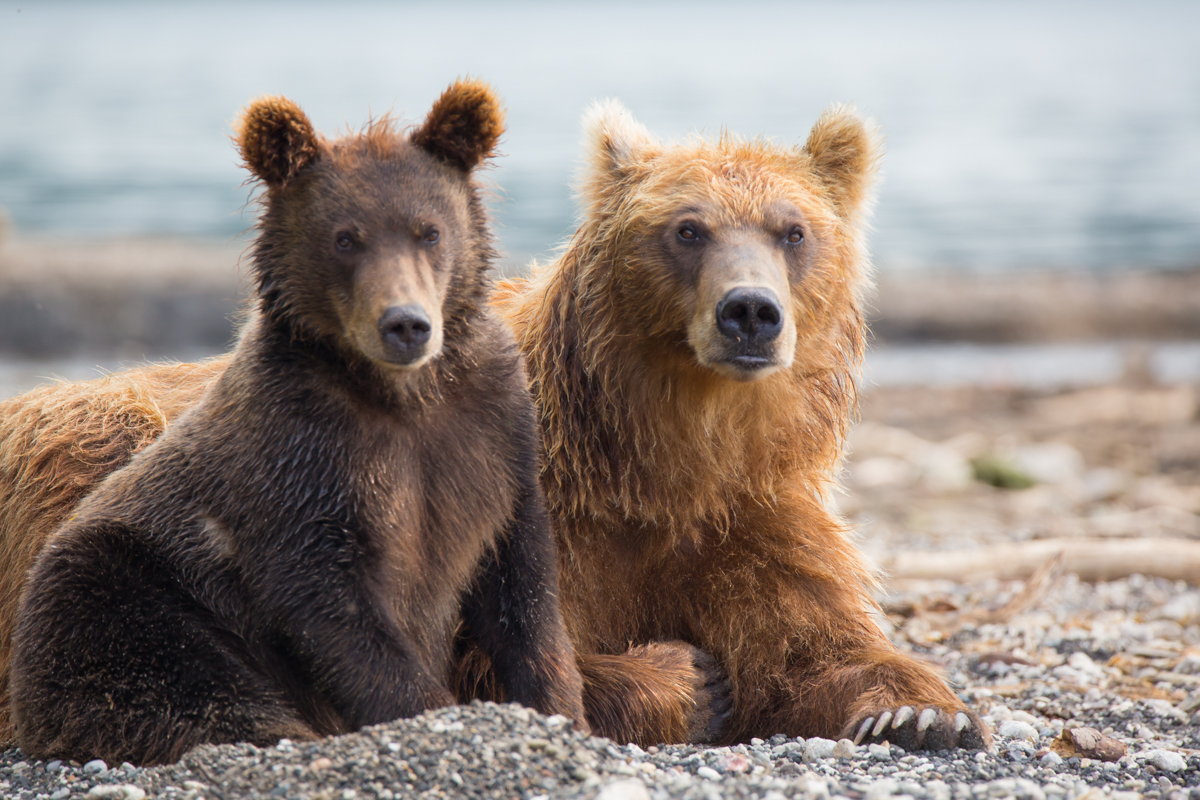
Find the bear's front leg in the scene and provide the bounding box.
[691,511,990,750]
[459,479,589,732]
[266,521,454,730]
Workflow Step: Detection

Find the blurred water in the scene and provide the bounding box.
[1,0,1198,271]
[7,341,1200,401]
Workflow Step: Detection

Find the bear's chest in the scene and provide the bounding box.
[351,400,518,613]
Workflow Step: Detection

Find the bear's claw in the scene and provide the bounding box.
[848,705,989,751]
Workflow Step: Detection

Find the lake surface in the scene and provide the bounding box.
[6,341,1200,401]
[1,0,1199,271]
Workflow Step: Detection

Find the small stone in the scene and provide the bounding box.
[1040,751,1064,766]
[45,760,62,773]
[998,720,1039,742]
[85,787,146,800]
[83,759,108,774]
[1147,749,1186,773]
[387,741,401,753]
[596,778,651,800]
[50,789,70,800]
[868,742,892,760]
[804,737,837,761]
[696,766,721,780]
[865,778,899,800]
[309,757,333,772]
[833,738,859,758]
[716,753,750,774]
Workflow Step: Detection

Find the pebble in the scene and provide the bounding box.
[1146,748,1186,772]
[83,758,108,774]
[86,786,146,800]
[695,765,721,780]
[998,720,1040,742]
[832,738,859,758]
[805,737,838,761]
[597,778,651,800]
[868,742,893,760]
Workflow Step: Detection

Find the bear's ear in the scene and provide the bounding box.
[410,79,505,172]
[582,98,661,180]
[236,96,320,188]
[801,105,880,217]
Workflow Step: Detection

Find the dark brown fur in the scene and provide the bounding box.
[9,81,586,765]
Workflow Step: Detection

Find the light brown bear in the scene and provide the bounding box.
[491,100,989,749]
[0,101,987,751]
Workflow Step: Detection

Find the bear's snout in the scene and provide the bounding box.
[377,304,433,365]
[715,288,783,345]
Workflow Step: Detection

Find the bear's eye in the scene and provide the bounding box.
[785,226,804,245]
[677,224,699,242]
[423,227,440,244]
[335,233,355,252]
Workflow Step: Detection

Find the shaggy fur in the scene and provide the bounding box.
[0,359,225,745]
[8,81,586,765]
[491,100,990,749]
[0,100,987,751]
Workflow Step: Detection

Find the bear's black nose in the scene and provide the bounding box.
[378,304,432,363]
[716,288,783,342]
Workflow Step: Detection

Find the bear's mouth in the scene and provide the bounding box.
[710,351,782,382]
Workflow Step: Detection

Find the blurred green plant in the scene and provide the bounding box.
[971,455,1037,489]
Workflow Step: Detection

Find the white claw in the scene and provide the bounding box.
[872,711,893,738]
[892,706,915,729]
[955,712,970,732]
[855,717,875,744]
[917,708,939,732]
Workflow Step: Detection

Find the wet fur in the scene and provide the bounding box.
[8,82,586,765]
[492,101,990,748]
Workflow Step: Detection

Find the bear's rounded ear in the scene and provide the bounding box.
[410,79,505,172]
[582,98,660,180]
[801,105,881,217]
[236,96,320,188]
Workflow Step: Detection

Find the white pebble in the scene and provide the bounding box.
[868,742,892,760]
[696,766,721,780]
[596,778,651,800]
[1040,751,1063,766]
[997,720,1039,742]
[83,759,108,774]
[45,760,62,772]
[804,737,837,761]
[85,786,145,800]
[1147,749,1186,772]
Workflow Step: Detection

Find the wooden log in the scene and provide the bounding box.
[883,537,1200,584]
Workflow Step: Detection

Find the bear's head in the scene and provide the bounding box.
[236,80,504,373]
[573,100,878,384]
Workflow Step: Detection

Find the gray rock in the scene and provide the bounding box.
[1147,749,1186,772]
[868,743,892,760]
[805,737,838,761]
[998,720,1039,742]
[83,758,108,774]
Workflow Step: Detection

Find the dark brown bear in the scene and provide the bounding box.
[9,81,587,766]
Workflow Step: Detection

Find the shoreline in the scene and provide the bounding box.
[2,235,1200,362]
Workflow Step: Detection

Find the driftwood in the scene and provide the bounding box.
[883,537,1200,584]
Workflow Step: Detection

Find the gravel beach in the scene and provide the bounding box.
[3,381,1199,799]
